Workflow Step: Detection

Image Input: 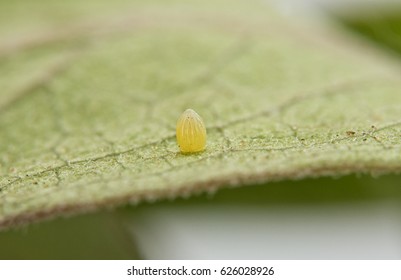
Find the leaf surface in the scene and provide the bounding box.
[1,0,401,228]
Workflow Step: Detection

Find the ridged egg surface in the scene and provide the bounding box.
[176,109,206,153]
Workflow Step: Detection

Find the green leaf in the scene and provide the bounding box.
[334,7,401,57]
[0,211,140,259]
[1,0,401,229]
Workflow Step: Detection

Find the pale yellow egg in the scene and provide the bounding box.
[176,109,206,153]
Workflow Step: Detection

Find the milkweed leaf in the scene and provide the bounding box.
[1,0,401,229]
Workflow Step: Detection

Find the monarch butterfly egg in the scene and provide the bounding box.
[176,109,206,153]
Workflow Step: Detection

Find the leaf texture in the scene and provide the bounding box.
[1,0,401,228]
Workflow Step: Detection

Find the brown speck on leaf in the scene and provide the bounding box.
[346,131,356,136]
